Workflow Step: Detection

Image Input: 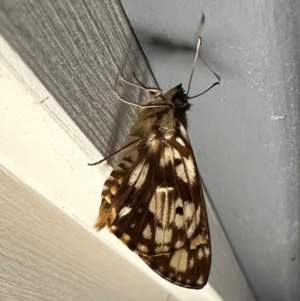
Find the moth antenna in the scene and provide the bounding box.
[188,81,220,99]
[194,13,205,41]
[188,57,221,99]
[186,36,202,95]
[201,12,205,26]
[187,36,221,99]
[186,12,205,95]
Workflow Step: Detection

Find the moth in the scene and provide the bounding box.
[90,37,220,289]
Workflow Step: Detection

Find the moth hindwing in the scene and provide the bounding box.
[93,37,216,289]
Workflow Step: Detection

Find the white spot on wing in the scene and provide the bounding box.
[128,161,149,188]
[173,148,181,160]
[185,202,197,238]
[197,275,205,285]
[190,234,205,249]
[147,133,160,152]
[137,244,149,252]
[143,224,152,239]
[204,246,211,256]
[121,233,131,243]
[188,258,194,268]
[175,163,188,183]
[161,187,175,227]
[155,227,172,244]
[176,136,185,146]
[198,248,204,259]
[175,213,183,228]
[170,249,188,272]
[175,197,183,207]
[134,163,149,188]
[184,156,196,185]
[164,128,174,140]
[149,194,156,214]
[184,202,195,220]
[175,239,184,248]
[173,149,189,182]
[187,222,196,238]
[178,123,189,140]
[118,206,132,218]
[104,194,112,203]
[159,147,173,167]
[195,206,201,225]
[155,245,170,253]
[150,187,175,226]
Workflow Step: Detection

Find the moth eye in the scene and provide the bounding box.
[176,206,184,215]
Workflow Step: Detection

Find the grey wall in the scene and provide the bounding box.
[0,0,298,300]
[121,1,300,301]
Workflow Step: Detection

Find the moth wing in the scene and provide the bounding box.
[139,123,211,288]
[139,229,211,289]
[96,123,209,257]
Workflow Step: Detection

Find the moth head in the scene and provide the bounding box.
[164,84,190,110]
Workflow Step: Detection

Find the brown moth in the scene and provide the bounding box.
[91,37,219,289]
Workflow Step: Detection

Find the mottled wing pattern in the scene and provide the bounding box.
[95,119,211,288]
[136,123,211,288]
[139,231,211,289]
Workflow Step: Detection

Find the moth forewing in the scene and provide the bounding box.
[139,138,211,289]
[94,37,217,289]
[140,231,211,289]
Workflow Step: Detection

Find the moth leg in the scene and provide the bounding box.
[114,90,170,109]
[119,74,162,95]
[133,73,163,96]
[88,139,141,166]
[132,73,147,88]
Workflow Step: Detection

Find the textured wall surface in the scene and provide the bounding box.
[121,1,300,301]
